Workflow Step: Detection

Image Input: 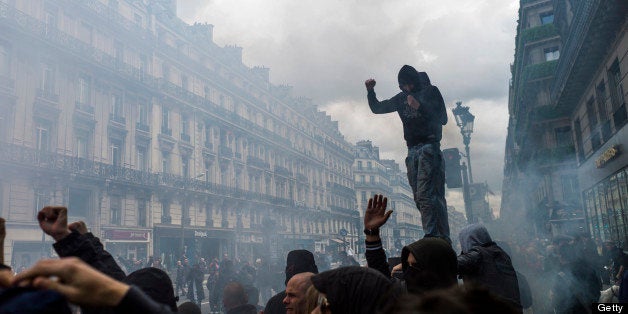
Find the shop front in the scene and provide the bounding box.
[102,228,151,265]
[153,225,234,267]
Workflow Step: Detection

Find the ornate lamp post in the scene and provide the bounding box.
[452,101,475,183]
[452,101,476,223]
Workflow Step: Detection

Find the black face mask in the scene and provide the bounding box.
[404,265,422,293]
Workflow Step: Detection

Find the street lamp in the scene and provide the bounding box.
[452,101,475,223]
[452,101,475,183]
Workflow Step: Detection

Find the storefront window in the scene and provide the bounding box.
[585,167,628,244]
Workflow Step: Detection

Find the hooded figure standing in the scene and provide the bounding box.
[365,65,449,242]
[458,224,522,311]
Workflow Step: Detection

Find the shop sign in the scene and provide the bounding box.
[105,229,149,241]
[596,145,620,168]
[194,230,208,238]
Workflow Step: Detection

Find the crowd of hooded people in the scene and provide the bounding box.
[0,194,622,313]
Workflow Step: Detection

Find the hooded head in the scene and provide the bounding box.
[459,223,493,254]
[285,250,319,285]
[398,65,431,92]
[311,266,393,314]
[400,238,458,294]
[124,267,178,312]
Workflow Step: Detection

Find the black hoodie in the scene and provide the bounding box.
[367,65,447,147]
[311,266,394,314]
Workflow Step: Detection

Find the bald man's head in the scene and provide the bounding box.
[223,282,247,310]
[283,272,314,314]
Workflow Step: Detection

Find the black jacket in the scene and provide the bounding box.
[53,231,126,281]
[458,224,521,310]
[367,66,447,147]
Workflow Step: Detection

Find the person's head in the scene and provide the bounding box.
[384,284,519,314]
[285,250,318,285]
[177,301,202,314]
[177,260,182,266]
[123,267,178,312]
[397,65,431,93]
[400,238,458,294]
[459,223,493,254]
[310,266,394,314]
[222,282,248,311]
[283,272,314,314]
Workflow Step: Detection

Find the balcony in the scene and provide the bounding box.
[109,114,126,125]
[247,155,270,169]
[161,215,172,224]
[33,89,60,119]
[74,102,96,126]
[521,23,558,44]
[136,122,150,133]
[75,102,95,114]
[274,165,292,177]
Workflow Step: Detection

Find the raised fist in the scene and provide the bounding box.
[365,79,376,90]
[37,206,71,242]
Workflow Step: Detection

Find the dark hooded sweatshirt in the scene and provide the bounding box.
[367,65,447,147]
[458,224,522,310]
[264,250,318,314]
[311,266,394,314]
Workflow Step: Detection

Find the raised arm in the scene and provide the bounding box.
[364,194,394,278]
[365,79,399,114]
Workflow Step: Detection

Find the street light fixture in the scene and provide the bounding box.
[452,101,475,183]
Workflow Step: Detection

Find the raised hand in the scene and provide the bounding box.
[37,206,70,242]
[365,78,376,90]
[364,194,393,231]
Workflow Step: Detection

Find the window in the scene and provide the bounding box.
[181,116,189,136]
[574,119,584,160]
[42,63,55,94]
[109,139,122,166]
[360,175,365,183]
[357,161,362,170]
[561,175,578,203]
[161,107,170,129]
[162,152,170,173]
[370,175,375,183]
[596,80,608,121]
[114,41,123,62]
[361,191,367,202]
[133,13,142,27]
[137,103,148,125]
[161,200,171,222]
[110,196,121,225]
[78,76,90,104]
[367,161,372,169]
[111,94,123,119]
[44,9,57,35]
[544,47,560,61]
[79,22,93,44]
[181,75,188,90]
[138,199,146,227]
[35,122,50,151]
[608,59,625,109]
[586,97,598,129]
[182,157,189,178]
[540,12,554,25]
[0,44,9,76]
[137,146,148,171]
[33,190,50,218]
[554,126,572,146]
[76,136,88,158]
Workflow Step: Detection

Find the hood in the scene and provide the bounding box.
[400,238,458,293]
[311,266,393,314]
[285,250,318,285]
[124,267,178,312]
[397,65,431,92]
[459,223,493,254]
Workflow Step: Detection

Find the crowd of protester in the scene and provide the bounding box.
[0,194,625,313]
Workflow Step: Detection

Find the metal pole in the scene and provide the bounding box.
[461,162,474,223]
[463,136,473,184]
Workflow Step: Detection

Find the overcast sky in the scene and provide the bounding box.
[178,0,520,215]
